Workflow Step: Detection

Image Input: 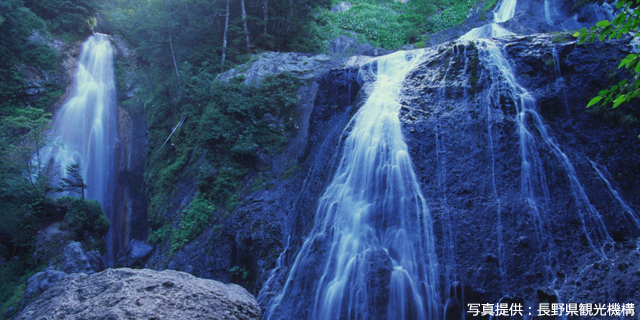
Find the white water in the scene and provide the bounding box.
[460,0,516,40]
[544,0,559,26]
[40,34,119,266]
[263,50,439,319]
[493,0,516,23]
[589,160,640,228]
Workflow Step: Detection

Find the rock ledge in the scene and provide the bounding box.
[16,268,261,320]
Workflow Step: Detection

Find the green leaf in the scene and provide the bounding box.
[599,89,610,96]
[619,79,629,87]
[587,96,603,108]
[612,95,625,108]
[616,0,626,9]
[596,20,611,28]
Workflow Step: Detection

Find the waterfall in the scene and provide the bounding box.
[263,50,439,319]
[40,34,119,267]
[459,0,516,40]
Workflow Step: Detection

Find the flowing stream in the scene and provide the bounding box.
[263,51,439,319]
[40,34,119,267]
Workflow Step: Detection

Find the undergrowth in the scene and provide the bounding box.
[143,71,302,251]
[318,0,488,50]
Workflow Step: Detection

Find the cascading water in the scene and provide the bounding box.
[457,0,613,303]
[40,34,119,267]
[262,50,440,319]
[459,0,515,41]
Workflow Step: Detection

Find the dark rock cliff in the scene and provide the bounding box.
[400,35,639,316]
[129,34,640,317]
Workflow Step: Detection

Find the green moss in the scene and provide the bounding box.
[145,68,303,251]
[550,32,570,43]
[482,0,499,15]
[148,224,172,244]
[65,198,109,253]
[171,195,215,252]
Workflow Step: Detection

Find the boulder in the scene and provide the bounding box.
[22,267,67,305]
[61,241,103,274]
[117,239,154,267]
[16,268,261,320]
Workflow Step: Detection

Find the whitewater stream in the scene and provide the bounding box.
[40,34,119,267]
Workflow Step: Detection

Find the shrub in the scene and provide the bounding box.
[65,198,110,239]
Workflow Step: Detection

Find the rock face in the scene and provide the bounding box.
[111,34,149,247]
[61,241,103,274]
[144,52,367,295]
[117,239,154,267]
[16,268,261,320]
[399,35,640,314]
[426,0,615,46]
[219,51,341,85]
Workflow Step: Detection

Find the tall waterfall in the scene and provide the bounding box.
[263,51,439,319]
[40,34,119,266]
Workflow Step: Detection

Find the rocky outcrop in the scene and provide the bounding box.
[111,34,149,248]
[61,241,103,274]
[219,51,343,85]
[144,52,370,296]
[117,239,154,267]
[20,241,104,314]
[400,34,639,315]
[16,268,261,320]
[426,0,616,46]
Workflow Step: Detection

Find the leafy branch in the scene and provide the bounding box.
[574,0,640,138]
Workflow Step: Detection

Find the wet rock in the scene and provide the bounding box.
[61,241,104,274]
[401,35,640,316]
[22,267,67,306]
[117,239,154,267]
[364,247,393,320]
[16,268,261,320]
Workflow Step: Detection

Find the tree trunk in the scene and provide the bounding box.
[167,23,180,82]
[241,0,250,52]
[263,0,268,34]
[221,0,230,67]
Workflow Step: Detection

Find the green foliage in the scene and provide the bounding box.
[425,0,481,34]
[147,224,171,245]
[24,0,97,35]
[0,259,34,318]
[1,107,54,200]
[573,0,640,138]
[144,70,301,247]
[323,2,415,49]
[65,198,110,243]
[171,195,215,252]
[229,265,250,283]
[318,0,482,50]
[550,32,570,43]
[60,163,89,198]
[482,0,499,15]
